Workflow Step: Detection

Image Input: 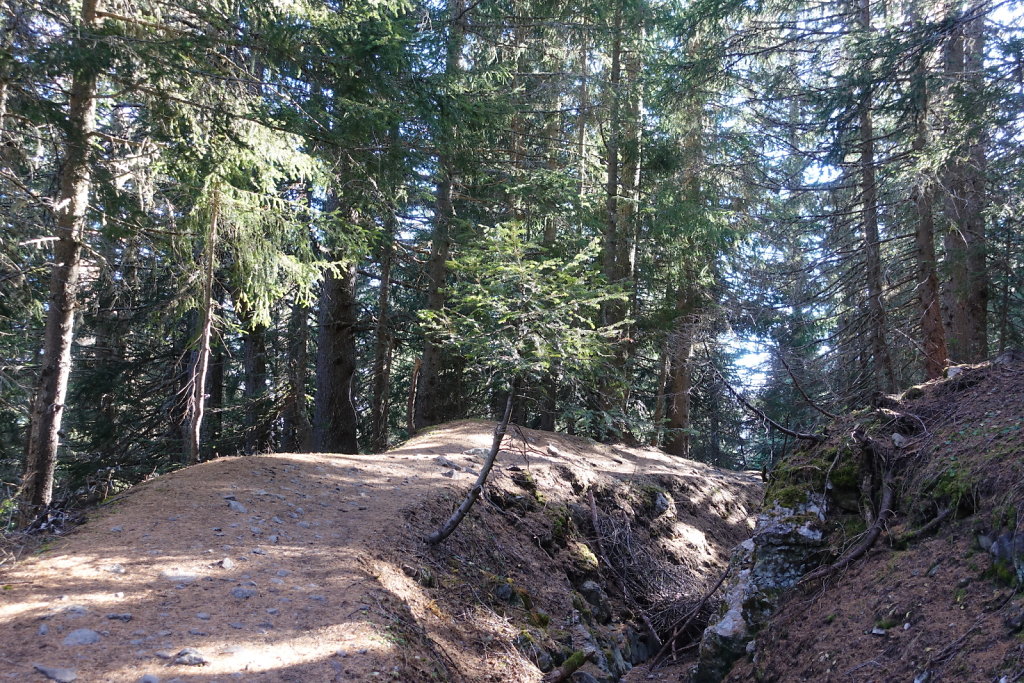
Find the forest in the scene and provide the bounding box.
[1,0,1022,525]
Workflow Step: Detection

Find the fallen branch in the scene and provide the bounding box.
[651,563,732,669]
[588,489,662,649]
[893,506,952,546]
[775,349,837,420]
[708,355,825,443]
[425,391,514,545]
[541,649,593,682]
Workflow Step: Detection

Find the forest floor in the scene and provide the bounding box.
[728,353,1024,683]
[0,420,762,682]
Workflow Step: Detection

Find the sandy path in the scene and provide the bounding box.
[1,425,501,682]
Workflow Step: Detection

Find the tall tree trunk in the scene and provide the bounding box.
[940,12,988,363]
[313,260,359,453]
[370,219,395,452]
[664,294,695,458]
[184,196,219,465]
[21,0,99,518]
[414,0,465,431]
[856,0,897,393]
[910,33,948,379]
[281,296,311,452]
[241,318,268,454]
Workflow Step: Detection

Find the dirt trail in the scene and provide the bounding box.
[1,421,761,682]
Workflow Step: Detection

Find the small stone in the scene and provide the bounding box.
[228,622,244,629]
[104,564,127,574]
[336,650,348,658]
[188,629,208,636]
[38,624,49,635]
[62,605,89,617]
[266,608,279,615]
[110,526,124,533]
[870,627,887,636]
[62,628,102,646]
[172,648,208,666]
[276,569,290,577]
[106,613,133,622]
[32,664,77,682]
[196,612,211,620]
[231,587,256,599]
[228,500,247,513]
[267,535,279,544]
[218,557,235,570]
[252,547,266,555]
[159,570,196,583]
[297,521,311,529]
[137,675,161,683]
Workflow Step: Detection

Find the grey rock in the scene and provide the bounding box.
[159,570,197,583]
[188,629,208,636]
[276,569,290,577]
[154,651,175,660]
[172,648,208,666]
[110,526,124,533]
[251,547,266,555]
[571,673,600,683]
[228,500,247,514]
[106,613,133,622]
[218,558,235,570]
[137,676,161,683]
[62,629,102,646]
[463,447,489,456]
[61,605,89,617]
[104,564,127,574]
[33,664,77,682]
[196,612,211,620]
[652,491,672,517]
[231,587,256,599]
[38,624,49,636]
[228,622,244,629]
[493,583,518,604]
[1006,609,1024,633]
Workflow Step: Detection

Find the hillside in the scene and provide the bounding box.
[0,421,761,682]
[698,352,1024,682]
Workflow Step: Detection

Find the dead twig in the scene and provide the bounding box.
[708,354,825,443]
[651,562,732,669]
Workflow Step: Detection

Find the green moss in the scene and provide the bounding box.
[829,454,860,492]
[570,542,599,571]
[529,609,551,628]
[875,617,898,630]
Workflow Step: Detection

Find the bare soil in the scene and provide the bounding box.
[0,420,762,682]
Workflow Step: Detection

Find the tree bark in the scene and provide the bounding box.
[184,195,219,465]
[241,317,269,454]
[664,299,695,458]
[313,260,359,453]
[370,217,395,452]
[940,13,988,363]
[282,296,311,452]
[414,0,465,432]
[21,0,99,519]
[910,30,948,379]
[856,0,897,394]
